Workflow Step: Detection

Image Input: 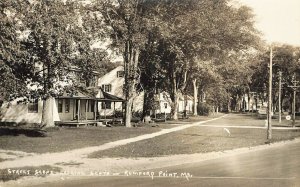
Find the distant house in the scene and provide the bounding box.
[0,67,124,125]
[155,91,194,115]
[98,66,194,117]
[178,94,194,114]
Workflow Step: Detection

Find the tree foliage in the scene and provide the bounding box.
[1,0,112,127]
[139,0,261,117]
[250,45,300,111]
[0,0,30,101]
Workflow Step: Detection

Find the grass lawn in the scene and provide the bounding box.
[89,114,300,158]
[0,114,224,154]
[0,165,61,182]
[154,113,225,128]
[0,126,161,154]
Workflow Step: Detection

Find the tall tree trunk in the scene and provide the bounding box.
[248,92,251,111]
[171,92,179,120]
[124,47,139,127]
[193,79,198,116]
[228,98,231,112]
[198,88,203,103]
[142,90,149,120]
[125,95,134,127]
[183,94,188,118]
[170,69,188,120]
[235,95,239,111]
[142,89,154,122]
[41,61,54,128]
[170,70,178,120]
[41,96,55,128]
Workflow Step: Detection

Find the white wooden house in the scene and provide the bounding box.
[155,91,194,115]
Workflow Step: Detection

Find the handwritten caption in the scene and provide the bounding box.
[7,169,193,180]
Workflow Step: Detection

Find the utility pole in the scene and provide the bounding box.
[267,46,273,140]
[278,71,282,123]
[288,75,299,127]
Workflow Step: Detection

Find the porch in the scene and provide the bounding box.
[55,118,124,127]
[55,89,124,127]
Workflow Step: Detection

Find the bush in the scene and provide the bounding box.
[197,102,212,116]
[152,113,171,120]
[114,110,123,118]
[132,111,143,119]
[131,111,143,123]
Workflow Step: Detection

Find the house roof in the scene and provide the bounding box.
[57,87,124,102]
[67,65,100,75]
[100,91,124,102]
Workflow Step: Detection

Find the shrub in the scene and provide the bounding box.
[197,102,212,116]
[132,111,143,120]
[114,110,123,118]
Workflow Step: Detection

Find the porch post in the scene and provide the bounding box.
[98,101,100,120]
[73,99,75,119]
[121,101,124,119]
[85,99,88,121]
[77,99,81,122]
[113,102,116,120]
[104,101,106,120]
[94,100,97,120]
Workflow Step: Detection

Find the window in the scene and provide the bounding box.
[117,71,124,78]
[90,101,95,112]
[164,103,168,109]
[28,98,38,113]
[58,99,63,113]
[101,101,111,109]
[65,99,70,113]
[102,84,112,92]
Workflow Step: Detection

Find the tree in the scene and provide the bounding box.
[250,45,300,113]
[139,30,164,120]
[1,0,110,128]
[95,0,160,127]
[92,0,261,123]
[0,0,30,103]
[16,0,83,127]
[154,0,260,119]
[187,59,220,114]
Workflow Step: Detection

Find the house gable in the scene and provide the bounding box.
[97,66,125,98]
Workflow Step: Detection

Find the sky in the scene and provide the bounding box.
[237,0,300,46]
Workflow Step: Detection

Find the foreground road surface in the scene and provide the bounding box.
[32,140,300,187]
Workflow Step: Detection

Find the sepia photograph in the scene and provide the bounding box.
[0,0,300,186]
